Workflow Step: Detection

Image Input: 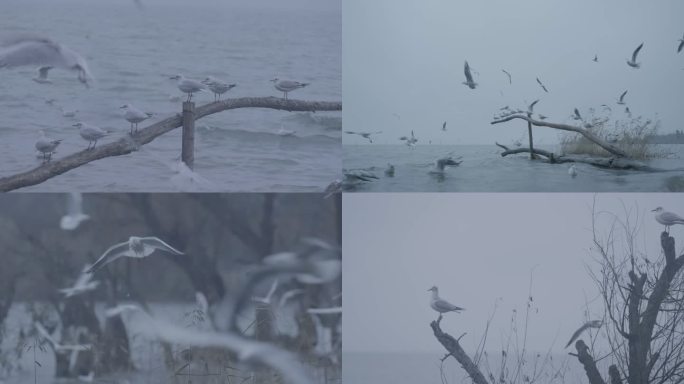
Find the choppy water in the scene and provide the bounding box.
[344,144,684,192]
[0,0,341,192]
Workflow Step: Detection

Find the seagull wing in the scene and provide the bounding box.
[632,43,643,61]
[502,69,511,84]
[464,61,474,83]
[661,211,684,224]
[0,38,65,69]
[619,90,627,103]
[87,241,131,273]
[529,99,539,111]
[140,237,184,255]
[433,299,463,312]
[565,323,590,348]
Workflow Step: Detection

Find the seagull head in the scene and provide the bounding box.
[652,207,664,213]
[270,77,279,83]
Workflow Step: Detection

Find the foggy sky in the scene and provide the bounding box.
[343,0,684,145]
[343,193,684,353]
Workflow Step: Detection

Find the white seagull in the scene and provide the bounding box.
[626,43,644,68]
[120,104,153,134]
[201,76,236,101]
[501,69,512,84]
[536,77,549,93]
[86,236,184,273]
[59,266,100,298]
[568,164,577,178]
[170,74,206,101]
[35,130,62,162]
[429,155,462,174]
[565,320,602,348]
[270,78,309,99]
[73,122,108,150]
[652,207,684,232]
[0,34,94,86]
[60,192,90,231]
[428,286,464,319]
[617,90,628,105]
[462,61,477,89]
[262,239,341,284]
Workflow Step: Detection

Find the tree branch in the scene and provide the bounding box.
[575,340,607,384]
[0,97,342,191]
[430,319,488,384]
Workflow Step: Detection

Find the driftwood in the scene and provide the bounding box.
[491,114,628,158]
[430,318,488,384]
[0,97,342,192]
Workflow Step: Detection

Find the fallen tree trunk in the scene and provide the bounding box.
[491,114,628,158]
[430,318,488,384]
[0,97,342,192]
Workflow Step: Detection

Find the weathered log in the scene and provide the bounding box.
[430,319,488,384]
[495,142,557,160]
[491,114,628,158]
[0,97,342,192]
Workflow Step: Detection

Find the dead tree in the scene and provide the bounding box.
[579,207,684,384]
[430,318,489,384]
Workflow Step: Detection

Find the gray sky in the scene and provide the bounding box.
[343,0,684,145]
[343,193,684,353]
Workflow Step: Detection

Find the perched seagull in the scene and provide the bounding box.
[87,236,184,273]
[593,55,598,62]
[344,131,381,143]
[462,61,477,89]
[626,43,644,68]
[442,121,447,131]
[32,66,52,84]
[617,90,628,105]
[429,155,462,174]
[60,192,90,231]
[678,33,684,53]
[652,207,684,232]
[73,122,107,150]
[528,99,540,115]
[270,78,308,99]
[427,286,464,319]
[201,76,236,101]
[501,69,512,84]
[568,164,577,178]
[573,108,583,121]
[120,104,153,134]
[59,266,100,298]
[565,320,602,348]
[536,77,549,93]
[0,34,94,86]
[170,74,206,101]
[35,130,62,162]
[384,163,395,177]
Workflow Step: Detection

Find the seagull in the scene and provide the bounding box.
[626,43,644,68]
[385,163,395,177]
[593,55,598,62]
[625,107,631,116]
[462,61,477,89]
[528,99,540,114]
[60,192,90,231]
[565,320,602,348]
[59,266,100,298]
[568,164,577,178]
[617,90,628,105]
[201,76,236,101]
[652,207,684,232]
[170,74,206,101]
[429,155,462,174]
[120,104,153,134]
[442,121,447,131]
[678,33,684,53]
[601,104,612,112]
[427,286,464,319]
[501,69,512,84]
[573,108,583,121]
[262,240,341,285]
[270,78,308,100]
[0,34,94,87]
[344,131,382,143]
[86,236,184,273]
[32,66,52,84]
[536,77,549,93]
[73,122,107,150]
[35,130,62,162]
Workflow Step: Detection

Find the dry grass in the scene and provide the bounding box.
[559,112,663,160]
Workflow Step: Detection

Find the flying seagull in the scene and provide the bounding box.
[344,131,382,143]
[60,192,89,231]
[565,320,602,348]
[573,108,583,121]
[617,90,628,105]
[429,155,462,175]
[528,99,540,114]
[262,239,341,285]
[442,121,447,131]
[626,43,644,68]
[270,78,308,100]
[87,236,184,273]
[462,61,477,89]
[501,69,512,84]
[536,77,549,93]
[0,34,94,86]
[678,33,684,53]
[428,286,464,319]
[59,266,100,298]
[593,55,598,62]
[601,104,612,112]
[652,207,684,232]
[625,107,631,115]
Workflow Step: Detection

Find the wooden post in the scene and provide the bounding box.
[254,303,274,384]
[181,102,195,169]
[526,113,536,160]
